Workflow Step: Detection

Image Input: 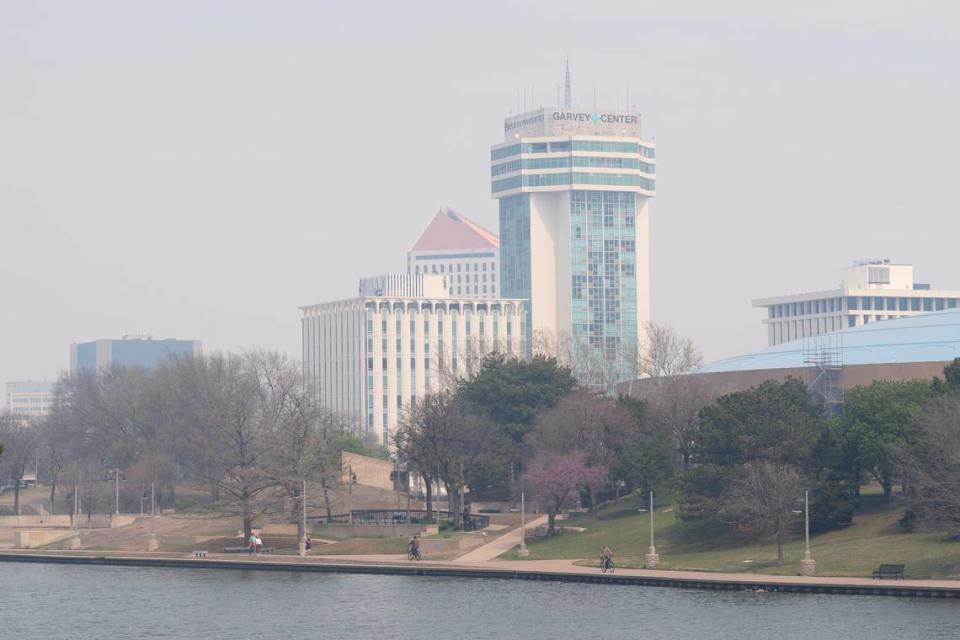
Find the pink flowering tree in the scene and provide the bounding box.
[524,450,607,535]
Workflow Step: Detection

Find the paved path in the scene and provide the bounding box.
[452,516,548,563]
[2,550,958,596]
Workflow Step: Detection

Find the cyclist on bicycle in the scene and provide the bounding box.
[600,545,613,571]
[408,534,421,560]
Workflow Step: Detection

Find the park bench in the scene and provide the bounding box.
[192,550,208,558]
[872,564,905,580]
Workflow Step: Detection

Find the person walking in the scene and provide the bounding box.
[248,533,257,557]
[255,534,263,554]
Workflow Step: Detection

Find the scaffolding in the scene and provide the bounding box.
[803,332,844,416]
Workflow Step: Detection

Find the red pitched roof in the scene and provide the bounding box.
[410,207,499,252]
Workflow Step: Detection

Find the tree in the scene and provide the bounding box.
[723,461,805,567]
[527,391,633,513]
[679,378,823,520]
[524,451,605,535]
[899,392,960,535]
[611,395,677,496]
[395,391,511,529]
[456,353,576,487]
[637,322,703,378]
[837,380,931,500]
[642,375,712,471]
[188,353,279,541]
[0,413,40,515]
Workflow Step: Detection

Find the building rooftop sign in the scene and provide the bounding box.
[503,107,643,139]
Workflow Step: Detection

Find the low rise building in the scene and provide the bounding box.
[753,261,960,346]
[4,380,56,417]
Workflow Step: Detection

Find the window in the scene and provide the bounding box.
[862,297,873,311]
[868,266,890,284]
[923,298,933,311]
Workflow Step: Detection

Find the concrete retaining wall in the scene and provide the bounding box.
[0,514,137,528]
[14,530,75,549]
[309,523,427,539]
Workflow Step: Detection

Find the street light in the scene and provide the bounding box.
[644,490,660,568]
[518,490,529,557]
[800,490,816,576]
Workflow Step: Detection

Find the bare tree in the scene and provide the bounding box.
[723,461,804,566]
[190,353,278,541]
[0,413,40,515]
[396,391,510,529]
[38,412,67,513]
[644,375,712,470]
[638,322,703,378]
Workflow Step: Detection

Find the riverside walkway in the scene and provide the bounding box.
[1,549,958,598]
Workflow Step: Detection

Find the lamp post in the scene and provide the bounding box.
[644,490,660,568]
[115,468,120,515]
[800,490,816,576]
[299,478,307,558]
[518,490,529,557]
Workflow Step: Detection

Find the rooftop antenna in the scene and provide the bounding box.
[556,83,561,106]
[564,56,572,108]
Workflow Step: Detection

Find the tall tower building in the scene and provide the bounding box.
[491,103,656,382]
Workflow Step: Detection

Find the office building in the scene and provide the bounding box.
[753,261,960,346]
[407,207,500,299]
[491,97,656,383]
[4,380,56,417]
[302,274,527,446]
[70,335,202,372]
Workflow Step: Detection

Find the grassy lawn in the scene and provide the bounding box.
[502,490,960,579]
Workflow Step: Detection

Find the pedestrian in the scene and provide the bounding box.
[255,534,263,554]
[248,532,257,557]
[305,536,312,552]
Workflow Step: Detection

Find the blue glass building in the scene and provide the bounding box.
[70,336,201,372]
[492,107,656,385]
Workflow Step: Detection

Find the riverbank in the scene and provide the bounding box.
[504,491,960,579]
[2,550,958,598]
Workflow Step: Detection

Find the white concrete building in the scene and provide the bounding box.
[4,381,56,417]
[754,261,960,346]
[302,275,527,446]
[491,104,656,382]
[407,207,500,299]
[359,273,448,298]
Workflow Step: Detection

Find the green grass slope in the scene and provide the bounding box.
[504,491,960,579]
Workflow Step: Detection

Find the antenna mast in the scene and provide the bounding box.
[564,56,572,108]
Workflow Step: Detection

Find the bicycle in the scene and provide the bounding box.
[600,556,615,573]
[408,547,422,561]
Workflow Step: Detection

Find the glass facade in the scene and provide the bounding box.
[499,194,532,303]
[493,172,655,193]
[570,191,638,380]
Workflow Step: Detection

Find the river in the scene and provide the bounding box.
[1,563,958,639]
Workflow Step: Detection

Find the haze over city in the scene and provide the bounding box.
[3,0,959,388]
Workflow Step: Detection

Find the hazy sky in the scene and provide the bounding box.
[2,1,959,392]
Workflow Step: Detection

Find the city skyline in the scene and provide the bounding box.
[3,2,959,389]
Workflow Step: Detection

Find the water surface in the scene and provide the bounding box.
[1,563,958,639]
